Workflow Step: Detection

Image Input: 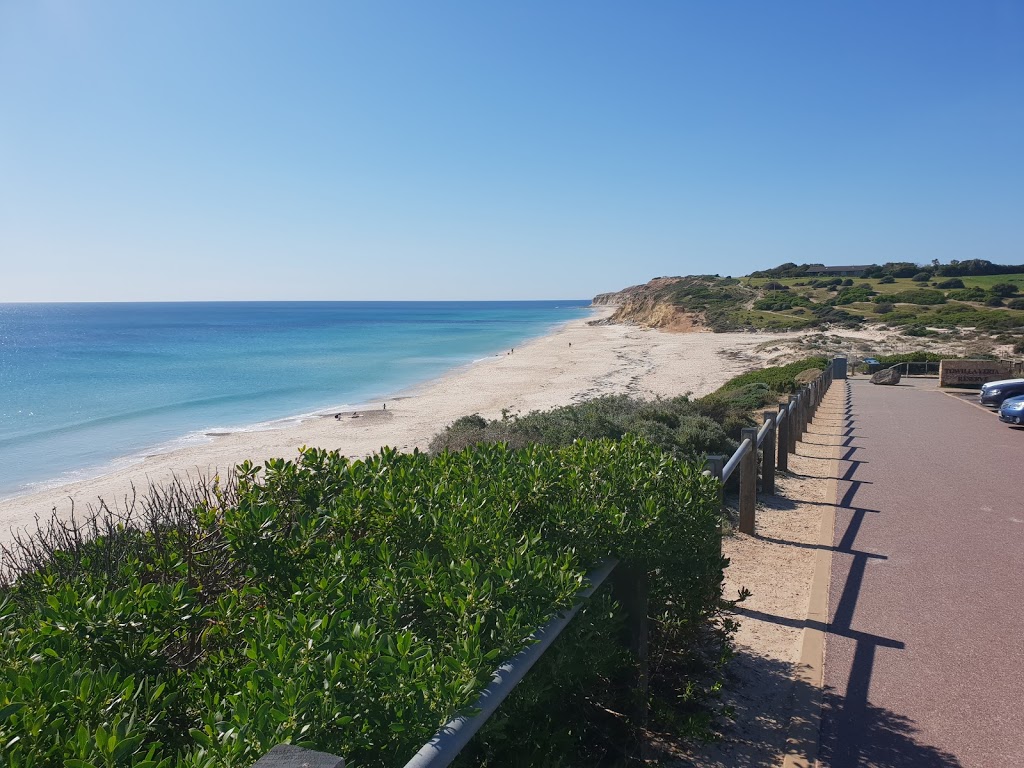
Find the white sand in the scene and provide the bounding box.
[0,310,800,542]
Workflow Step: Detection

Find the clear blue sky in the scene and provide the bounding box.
[2,1,1022,301]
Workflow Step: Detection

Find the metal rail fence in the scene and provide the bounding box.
[253,357,844,768]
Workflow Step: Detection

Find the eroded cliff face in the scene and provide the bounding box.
[591,277,705,331]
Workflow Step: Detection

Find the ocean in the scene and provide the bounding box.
[0,301,591,499]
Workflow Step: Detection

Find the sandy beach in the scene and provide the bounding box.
[0,310,799,541]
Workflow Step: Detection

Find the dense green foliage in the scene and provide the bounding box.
[752,293,811,311]
[429,394,751,458]
[0,441,724,768]
[826,285,875,306]
[876,289,946,306]
[751,259,1024,280]
[945,287,987,302]
[714,356,829,395]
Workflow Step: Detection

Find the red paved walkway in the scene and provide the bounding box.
[819,378,1024,768]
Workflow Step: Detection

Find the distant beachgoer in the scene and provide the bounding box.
[383,402,386,410]
[569,342,571,347]
[511,348,514,354]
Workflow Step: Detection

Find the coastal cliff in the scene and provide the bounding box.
[592,276,747,331]
[592,277,699,330]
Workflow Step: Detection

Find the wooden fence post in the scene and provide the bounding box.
[761,411,776,495]
[787,396,798,454]
[739,427,757,534]
[776,406,789,473]
[801,386,811,434]
[794,390,805,442]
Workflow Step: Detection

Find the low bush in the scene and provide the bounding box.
[0,441,725,767]
[827,285,875,306]
[936,278,965,289]
[946,287,987,302]
[1007,298,1024,311]
[877,290,946,306]
[874,302,895,314]
[811,305,863,327]
[911,272,931,282]
[430,393,751,458]
[990,282,1020,297]
[714,356,829,395]
[878,275,896,284]
[752,293,811,311]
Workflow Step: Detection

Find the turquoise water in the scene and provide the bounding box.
[0,301,591,498]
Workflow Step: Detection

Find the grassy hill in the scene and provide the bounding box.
[593,271,1024,348]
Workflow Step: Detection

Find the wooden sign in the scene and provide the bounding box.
[939,360,1013,388]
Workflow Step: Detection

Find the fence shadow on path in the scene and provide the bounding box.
[816,386,963,768]
[665,648,961,768]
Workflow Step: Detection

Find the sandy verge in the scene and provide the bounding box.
[668,383,844,766]
[0,310,805,542]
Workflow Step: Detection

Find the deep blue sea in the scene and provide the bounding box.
[0,301,591,498]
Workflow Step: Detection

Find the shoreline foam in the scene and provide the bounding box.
[0,311,800,542]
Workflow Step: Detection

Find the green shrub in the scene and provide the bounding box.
[990,282,1020,297]
[875,302,895,314]
[911,272,931,282]
[986,296,1004,307]
[827,285,875,305]
[877,290,946,305]
[878,275,896,284]
[936,278,965,289]
[811,305,862,326]
[431,393,749,458]
[715,356,829,395]
[752,293,811,311]
[946,287,987,302]
[0,440,725,767]
[1007,298,1024,311]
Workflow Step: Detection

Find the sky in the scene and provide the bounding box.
[1,1,1022,301]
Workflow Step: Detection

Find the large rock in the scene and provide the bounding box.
[871,366,902,385]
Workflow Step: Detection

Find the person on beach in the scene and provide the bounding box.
[383,402,386,410]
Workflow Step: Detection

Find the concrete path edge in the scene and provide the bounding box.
[780,381,846,768]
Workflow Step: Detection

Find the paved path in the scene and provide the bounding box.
[819,378,1024,768]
